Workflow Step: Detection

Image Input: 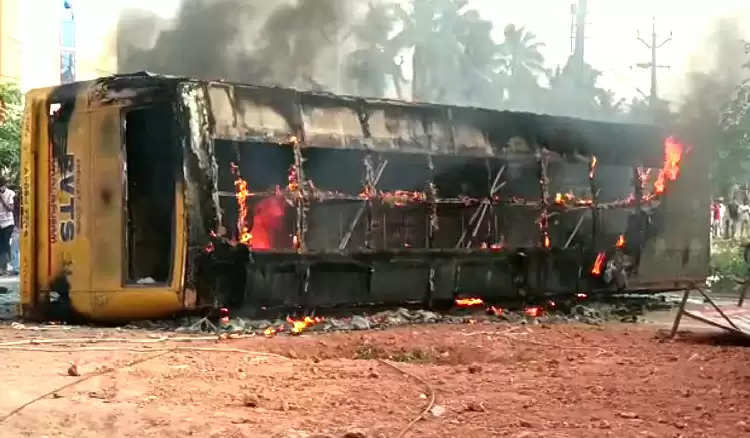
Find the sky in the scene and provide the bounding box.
[472,0,750,104]
[121,0,750,104]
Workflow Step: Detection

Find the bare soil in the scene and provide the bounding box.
[0,322,749,438]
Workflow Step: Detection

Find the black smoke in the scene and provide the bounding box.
[117,0,357,91]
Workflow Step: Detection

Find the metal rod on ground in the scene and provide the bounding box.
[670,288,691,338]
[339,159,388,250]
[679,311,750,337]
[696,287,741,330]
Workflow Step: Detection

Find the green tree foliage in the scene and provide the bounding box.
[391,0,468,102]
[0,83,22,184]
[497,24,547,109]
[345,1,620,118]
[718,77,750,193]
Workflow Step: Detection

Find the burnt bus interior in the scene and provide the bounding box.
[196,87,708,315]
[123,105,179,284]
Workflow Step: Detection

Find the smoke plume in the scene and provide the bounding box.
[118,0,359,92]
[680,18,748,127]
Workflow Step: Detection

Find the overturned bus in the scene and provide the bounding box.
[19,73,709,322]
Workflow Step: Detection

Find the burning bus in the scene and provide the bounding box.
[19,73,709,321]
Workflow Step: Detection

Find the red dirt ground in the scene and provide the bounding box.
[0,322,749,438]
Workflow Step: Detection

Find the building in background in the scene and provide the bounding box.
[0,0,121,91]
[0,0,21,84]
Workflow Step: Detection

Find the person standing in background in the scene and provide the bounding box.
[740,199,750,240]
[718,198,727,239]
[9,184,20,275]
[0,177,15,275]
[712,199,721,238]
[728,198,740,239]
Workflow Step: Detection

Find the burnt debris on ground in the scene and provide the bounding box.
[113,294,676,335]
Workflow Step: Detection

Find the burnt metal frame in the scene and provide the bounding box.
[234,147,649,254]
[226,141,653,312]
[669,282,750,338]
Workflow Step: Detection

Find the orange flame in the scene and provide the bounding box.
[288,165,299,192]
[653,136,684,195]
[591,252,606,276]
[232,163,252,248]
[524,307,542,318]
[249,197,286,250]
[544,233,551,249]
[287,316,324,334]
[264,327,277,337]
[487,306,504,316]
[589,155,598,180]
[616,234,625,249]
[554,192,577,206]
[455,297,484,307]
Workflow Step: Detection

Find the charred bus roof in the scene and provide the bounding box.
[43,72,667,167]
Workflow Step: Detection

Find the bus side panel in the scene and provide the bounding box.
[88,107,123,294]
[54,105,92,303]
[32,94,92,318]
[20,91,46,317]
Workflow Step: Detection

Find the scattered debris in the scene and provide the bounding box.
[350,316,371,331]
[618,411,639,419]
[429,405,446,417]
[113,296,677,336]
[66,363,79,377]
[466,401,486,412]
[242,393,259,408]
[518,418,533,428]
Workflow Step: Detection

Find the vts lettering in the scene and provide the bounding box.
[59,154,76,242]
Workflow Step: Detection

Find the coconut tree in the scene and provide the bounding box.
[498,24,547,107]
[391,0,466,102]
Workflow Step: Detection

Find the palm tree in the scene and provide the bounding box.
[453,9,503,107]
[392,0,466,102]
[498,24,547,106]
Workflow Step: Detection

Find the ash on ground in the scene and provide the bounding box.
[121,294,677,335]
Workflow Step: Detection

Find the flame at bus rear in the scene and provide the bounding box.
[653,136,684,195]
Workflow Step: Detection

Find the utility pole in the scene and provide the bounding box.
[569,0,588,84]
[636,17,672,110]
